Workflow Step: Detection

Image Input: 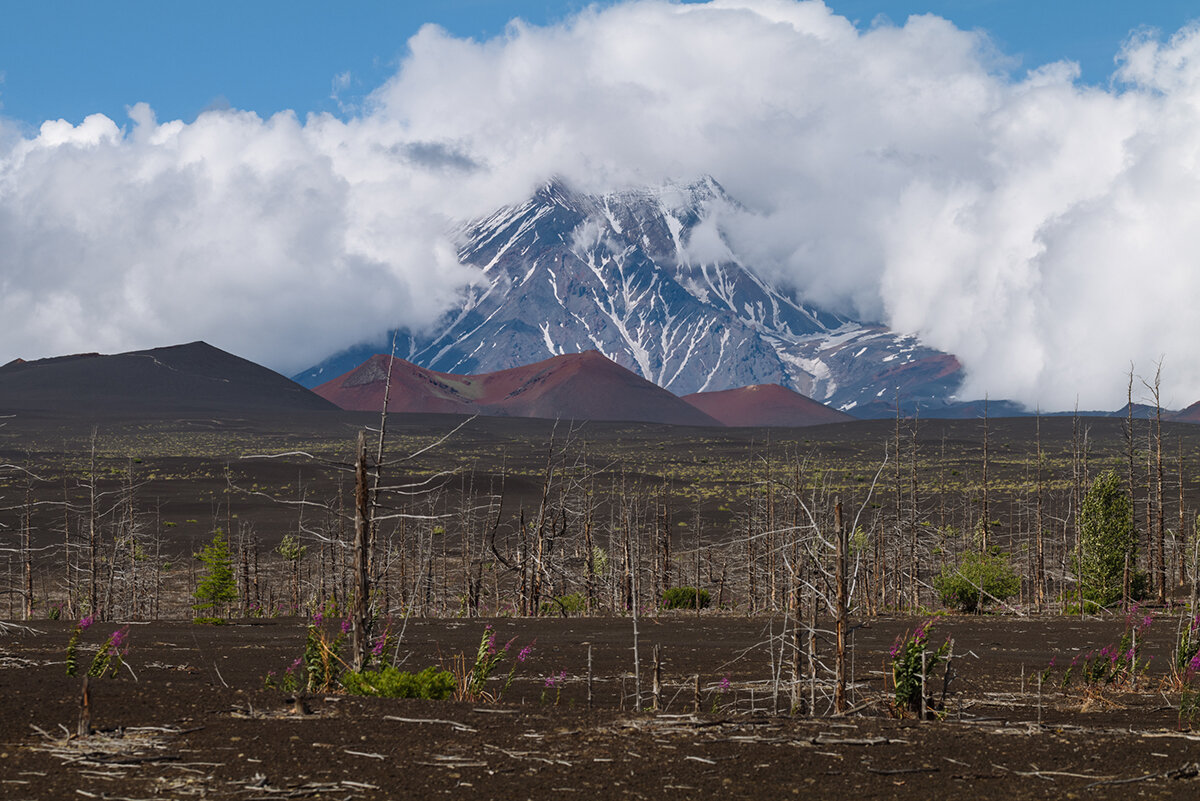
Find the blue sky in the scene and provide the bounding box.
[2,1,1197,128]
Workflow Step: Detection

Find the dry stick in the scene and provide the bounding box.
[587,644,593,710]
[1037,672,1043,727]
[920,650,927,721]
[693,674,701,714]
[77,676,91,738]
[653,644,663,712]
[1132,626,1138,692]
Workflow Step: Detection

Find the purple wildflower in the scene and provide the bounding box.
[340,618,352,635]
[79,614,94,631]
[1141,614,1153,630]
[486,632,498,655]
[108,628,127,653]
[503,635,518,653]
[1190,653,1200,672]
[291,657,303,670]
[371,637,386,657]
[517,641,534,663]
[312,611,324,626]
[719,675,731,692]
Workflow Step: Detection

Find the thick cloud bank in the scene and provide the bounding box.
[3,0,1200,409]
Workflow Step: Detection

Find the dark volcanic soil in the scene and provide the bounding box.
[4,614,1200,800]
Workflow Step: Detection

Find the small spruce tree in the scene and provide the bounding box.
[1079,471,1136,608]
[194,529,238,621]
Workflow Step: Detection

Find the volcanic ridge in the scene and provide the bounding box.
[682,384,855,427]
[314,350,724,427]
[0,341,337,419]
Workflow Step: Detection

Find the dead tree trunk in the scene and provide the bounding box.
[834,500,848,715]
[351,431,372,672]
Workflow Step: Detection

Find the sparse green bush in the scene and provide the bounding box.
[662,586,710,610]
[540,593,586,616]
[341,665,455,699]
[934,548,1020,614]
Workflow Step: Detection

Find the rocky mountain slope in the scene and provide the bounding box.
[297,177,963,417]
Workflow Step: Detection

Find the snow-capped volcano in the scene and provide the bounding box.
[297,177,962,417]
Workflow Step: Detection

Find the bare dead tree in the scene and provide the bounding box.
[1144,361,1166,604]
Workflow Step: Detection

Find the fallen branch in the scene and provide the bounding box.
[383,715,477,733]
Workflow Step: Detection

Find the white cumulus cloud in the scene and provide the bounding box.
[3,0,1200,410]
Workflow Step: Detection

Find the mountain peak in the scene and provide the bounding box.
[298,177,963,417]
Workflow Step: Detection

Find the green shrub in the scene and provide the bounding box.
[661,586,710,610]
[1078,471,1136,607]
[934,548,1019,613]
[539,593,586,616]
[341,665,455,699]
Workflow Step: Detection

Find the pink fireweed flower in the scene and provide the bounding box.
[371,637,386,657]
[79,614,94,631]
[719,675,731,692]
[340,618,352,635]
[291,657,303,670]
[503,635,518,653]
[108,628,127,653]
[1190,653,1200,672]
[1141,614,1153,630]
[517,641,534,663]
[312,611,324,626]
[486,632,498,655]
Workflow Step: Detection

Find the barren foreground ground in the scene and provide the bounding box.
[4,615,1200,800]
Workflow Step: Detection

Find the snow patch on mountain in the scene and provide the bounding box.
[297,177,963,417]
